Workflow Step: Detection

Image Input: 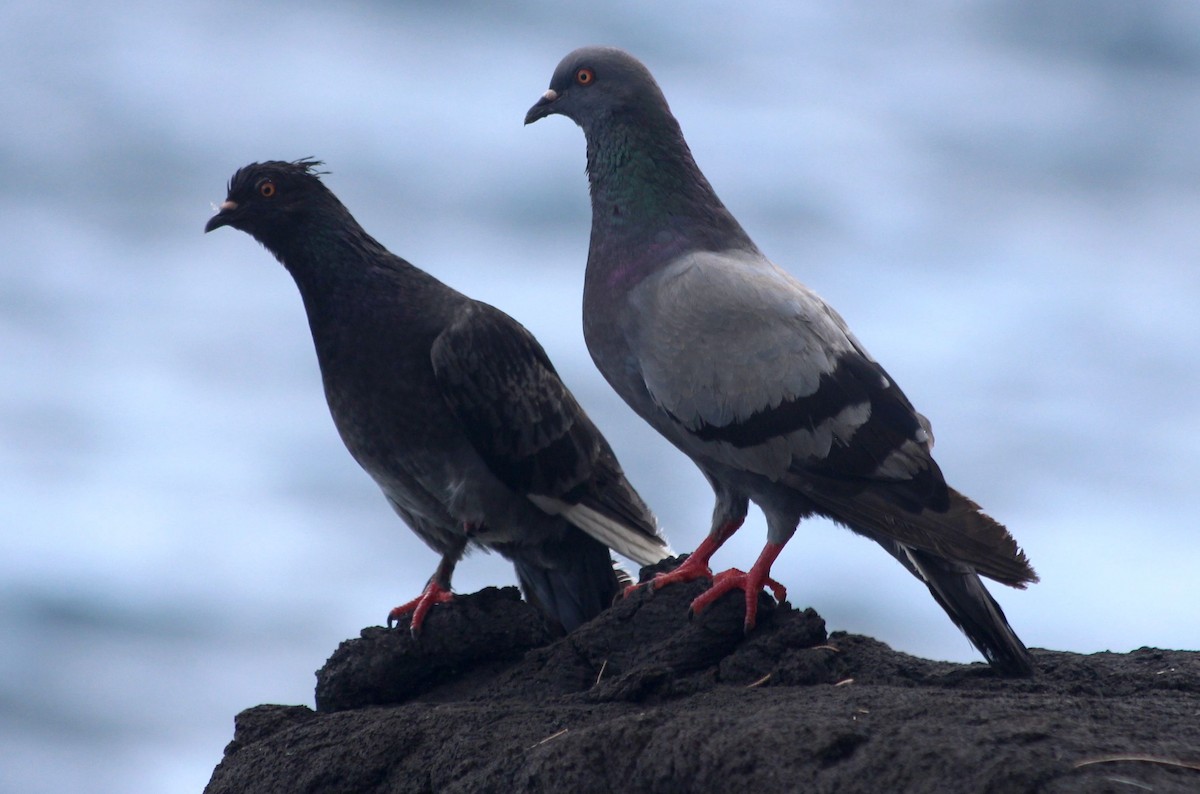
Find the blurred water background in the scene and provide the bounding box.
[2,1,1198,791]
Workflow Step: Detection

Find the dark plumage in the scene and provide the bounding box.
[205,158,669,634]
[527,47,1037,674]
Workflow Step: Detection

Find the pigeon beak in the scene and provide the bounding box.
[524,89,558,125]
[204,200,237,233]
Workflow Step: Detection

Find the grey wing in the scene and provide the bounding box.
[430,302,669,565]
[632,249,935,487]
[633,250,1034,582]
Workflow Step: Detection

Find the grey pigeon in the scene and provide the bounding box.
[204,159,669,634]
[526,47,1038,675]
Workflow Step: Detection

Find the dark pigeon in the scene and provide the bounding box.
[526,47,1038,675]
[205,159,669,634]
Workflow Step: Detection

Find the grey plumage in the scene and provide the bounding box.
[527,47,1037,674]
[204,158,669,634]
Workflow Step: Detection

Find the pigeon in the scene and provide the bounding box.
[204,158,670,634]
[526,47,1038,675]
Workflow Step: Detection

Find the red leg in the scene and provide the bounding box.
[624,518,744,596]
[387,580,454,635]
[689,541,787,632]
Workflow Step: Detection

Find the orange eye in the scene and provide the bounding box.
[575,67,594,86]
[258,180,277,198]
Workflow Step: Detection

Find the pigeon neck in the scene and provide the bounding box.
[583,110,754,284]
[266,206,379,280]
[265,211,406,321]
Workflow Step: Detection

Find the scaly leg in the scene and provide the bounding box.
[386,550,458,635]
[625,518,744,595]
[386,580,454,634]
[689,541,787,632]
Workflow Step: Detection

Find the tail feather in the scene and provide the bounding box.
[562,502,673,566]
[508,527,622,633]
[889,543,1035,676]
[801,479,1037,586]
[799,474,1036,675]
[528,495,673,567]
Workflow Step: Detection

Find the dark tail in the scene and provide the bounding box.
[888,543,1035,676]
[508,527,622,633]
[800,471,1035,674]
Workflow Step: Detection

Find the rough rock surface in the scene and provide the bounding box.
[206,571,1200,793]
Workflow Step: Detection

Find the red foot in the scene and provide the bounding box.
[651,549,717,589]
[689,542,787,632]
[387,581,454,635]
[623,519,744,598]
[622,550,712,598]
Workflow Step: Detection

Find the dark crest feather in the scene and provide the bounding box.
[225,157,328,195]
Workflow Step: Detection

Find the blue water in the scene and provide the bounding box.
[3,1,1199,791]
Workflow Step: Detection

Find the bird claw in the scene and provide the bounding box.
[652,554,715,589]
[689,567,788,632]
[620,549,716,600]
[386,581,454,635]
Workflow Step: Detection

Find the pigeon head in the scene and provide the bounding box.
[524,46,671,130]
[526,47,752,258]
[204,158,331,243]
